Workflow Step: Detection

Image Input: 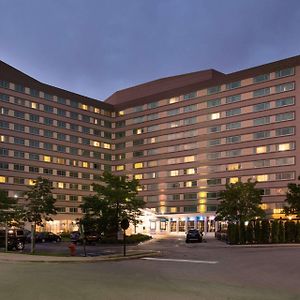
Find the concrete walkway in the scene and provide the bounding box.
[0,249,160,263]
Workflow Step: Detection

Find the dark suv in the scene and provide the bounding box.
[0,228,26,250]
[186,229,203,243]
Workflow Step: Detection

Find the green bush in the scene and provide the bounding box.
[254,221,261,243]
[235,223,240,244]
[239,222,246,244]
[278,220,285,243]
[285,221,296,243]
[295,221,300,243]
[246,221,254,244]
[261,220,270,244]
[227,223,236,244]
[271,220,279,243]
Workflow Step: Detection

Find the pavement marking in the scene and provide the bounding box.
[141,257,218,264]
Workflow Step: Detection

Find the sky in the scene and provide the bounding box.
[1,0,300,101]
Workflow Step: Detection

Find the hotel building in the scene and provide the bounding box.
[0,55,299,234]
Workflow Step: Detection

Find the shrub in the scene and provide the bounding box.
[246,221,254,244]
[261,219,270,243]
[239,222,246,244]
[235,223,240,244]
[271,220,279,243]
[254,221,261,243]
[278,220,285,243]
[285,221,296,243]
[227,223,236,244]
[295,221,300,243]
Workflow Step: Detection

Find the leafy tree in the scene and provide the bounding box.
[80,172,145,238]
[216,179,265,223]
[0,189,23,225]
[284,176,300,217]
[23,177,57,253]
[254,220,261,243]
[285,221,296,243]
[295,221,300,243]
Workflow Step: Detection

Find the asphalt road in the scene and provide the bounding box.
[0,236,300,300]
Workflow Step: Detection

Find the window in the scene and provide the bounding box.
[275,112,294,122]
[275,68,294,78]
[226,108,241,117]
[134,105,144,113]
[253,73,270,83]
[0,121,9,129]
[183,104,197,113]
[14,151,25,158]
[44,93,53,100]
[170,170,179,176]
[253,102,270,112]
[116,165,125,171]
[167,109,180,116]
[226,122,241,130]
[207,178,222,185]
[29,153,39,160]
[14,137,25,145]
[29,114,39,122]
[256,174,269,182]
[183,92,197,100]
[57,97,66,105]
[44,143,53,150]
[226,149,241,157]
[228,177,239,184]
[30,89,39,97]
[0,80,9,88]
[133,151,144,157]
[209,112,220,120]
[254,159,270,168]
[227,163,240,171]
[133,139,144,146]
[275,172,295,180]
[275,82,295,93]
[184,168,196,175]
[226,81,241,90]
[169,97,179,104]
[14,111,25,119]
[14,164,25,171]
[277,142,294,151]
[44,117,53,126]
[208,139,221,146]
[0,176,7,183]
[184,156,195,163]
[57,121,66,128]
[148,102,158,109]
[253,88,270,97]
[207,99,221,108]
[226,94,241,104]
[29,140,40,148]
[14,124,25,132]
[253,131,270,140]
[226,135,241,144]
[43,156,51,162]
[275,127,294,137]
[207,86,221,95]
[134,162,143,169]
[275,97,294,108]
[0,148,8,156]
[15,84,25,93]
[57,145,66,153]
[275,157,294,166]
[29,166,39,173]
[103,143,111,149]
[184,193,197,200]
[208,126,221,133]
[0,162,9,169]
[253,116,270,126]
[0,93,9,102]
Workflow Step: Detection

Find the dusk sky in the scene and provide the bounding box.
[1,0,300,101]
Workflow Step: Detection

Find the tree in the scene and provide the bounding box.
[216,179,265,223]
[0,190,23,225]
[80,172,145,238]
[271,220,279,244]
[284,176,300,217]
[23,177,57,253]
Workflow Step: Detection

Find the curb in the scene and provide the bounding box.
[0,250,160,263]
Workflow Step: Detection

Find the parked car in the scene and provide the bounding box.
[70,231,81,243]
[35,232,61,243]
[71,231,101,245]
[0,228,26,250]
[186,229,203,243]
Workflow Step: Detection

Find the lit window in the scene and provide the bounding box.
[43,156,51,162]
[184,156,195,163]
[229,177,239,184]
[103,143,111,149]
[134,174,143,180]
[278,143,292,151]
[209,113,220,120]
[150,137,156,143]
[255,146,267,154]
[57,158,65,164]
[169,97,179,104]
[57,182,64,189]
[185,168,196,175]
[170,207,177,213]
[0,176,6,183]
[118,111,125,116]
[82,162,89,168]
[227,163,240,171]
[0,135,5,142]
[256,175,269,182]
[28,179,35,185]
[93,141,100,147]
[134,162,143,169]
[81,104,88,110]
[170,170,179,176]
[31,102,37,109]
[94,108,100,113]
[273,208,283,214]
[116,165,125,171]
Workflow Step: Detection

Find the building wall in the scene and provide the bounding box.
[0,58,299,232]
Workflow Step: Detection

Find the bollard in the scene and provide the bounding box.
[68,242,76,256]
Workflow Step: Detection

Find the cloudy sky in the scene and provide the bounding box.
[1,0,300,101]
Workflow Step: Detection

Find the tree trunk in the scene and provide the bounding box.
[30,222,36,254]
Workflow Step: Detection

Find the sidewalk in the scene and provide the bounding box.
[0,249,160,263]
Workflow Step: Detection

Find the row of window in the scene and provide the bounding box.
[0,80,112,117]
